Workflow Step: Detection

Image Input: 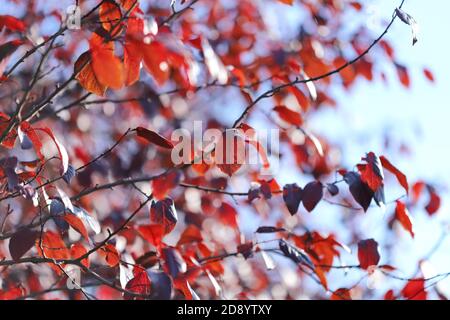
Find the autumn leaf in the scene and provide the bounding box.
[277,0,294,5]
[152,171,180,200]
[344,171,374,212]
[282,183,303,215]
[332,288,352,300]
[124,270,151,300]
[302,181,323,212]
[273,105,303,126]
[218,202,238,228]
[90,36,124,90]
[99,244,120,267]
[215,131,244,177]
[9,228,38,261]
[357,152,384,192]
[380,155,409,194]
[64,214,89,240]
[401,279,427,300]
[177,224,202,246]
[70,243,90,268]
[37,231,70,260]
[0,15,26,32]
[150,198,178,235]
[136,127,174,149]
[137,224,165,248]
[357,239,380,270]
[74,51,107,96]
[394,200,414,238]
[99,0,122,35]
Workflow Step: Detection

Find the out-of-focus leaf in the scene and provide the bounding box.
[394,200,414,238]
[0,15,26,32]
[282,183,303,215]
[395,8,419,45]
[357,239,380,270]
[9,228,38,261]
[380,155,408,194]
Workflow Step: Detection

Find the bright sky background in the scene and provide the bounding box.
[308,0,450,295]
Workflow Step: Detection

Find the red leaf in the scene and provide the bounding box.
[124,270,151,300]
[332,288,352,300]
[0,15,26,32]
[425,190,440,216]
[401,279,427,300]
[9,228,38,261]
[357,152,383,192]
[136,127,174,149]
[357,239,380,270]
[152,171,180,200]
[177,225,202,246]
[215,131,244,177]
[277,0,294,5]
[99,244,120,267]
[395,63,410,88]
[64,214,89,240]
[137,224,164,248]
[70,243,90,268]
[394,200,414,238]
[273,106,303,126]
[288,86,310,111]
[150,198,178,235]
[218,202,238,228]
[423,68,435,83]
[142,42,170,86]
[302,181,323,212]
[37,231,70,260]
[282,183,303,215]
[380,155,409,194]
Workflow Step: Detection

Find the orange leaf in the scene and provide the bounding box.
[142,42,170,86]
[64,214,89,240]
[90,40,124,90]
[99,1,122,34]
[74,51,107,96]
[37,231,70,260]
[277,0,294,5]
[177,225,202,246]
[99,244,120,267]
[70,243,90,268]
[137,224,164,248]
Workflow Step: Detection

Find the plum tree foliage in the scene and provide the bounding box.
[0,0,443,300]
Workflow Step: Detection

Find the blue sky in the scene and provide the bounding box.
[1,0,448,298]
